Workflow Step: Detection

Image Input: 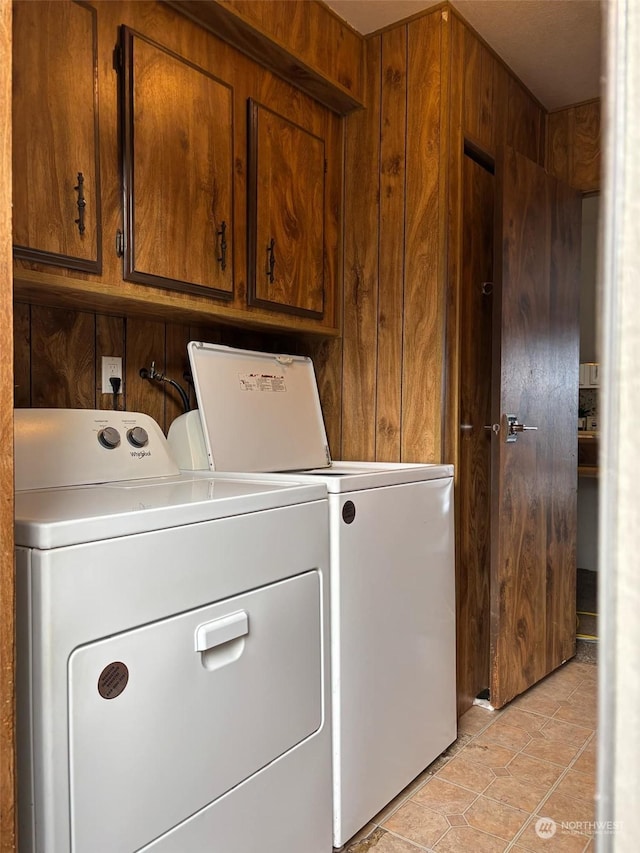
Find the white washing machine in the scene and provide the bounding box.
[14,408,332,853]
[168,342,458,848]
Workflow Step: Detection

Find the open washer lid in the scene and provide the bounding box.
[188,341,331,472]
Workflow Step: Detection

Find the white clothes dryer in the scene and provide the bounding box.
[14,408,332,853]
[168,342,458,848]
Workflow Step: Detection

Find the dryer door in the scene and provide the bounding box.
[68,570,322,853]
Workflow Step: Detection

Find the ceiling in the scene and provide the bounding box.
[323,0,603,111]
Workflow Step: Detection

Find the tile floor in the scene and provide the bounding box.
[342,654,598,852]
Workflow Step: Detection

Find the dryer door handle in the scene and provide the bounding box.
[195,611,249,652]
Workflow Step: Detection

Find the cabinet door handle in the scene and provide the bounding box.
[267,237,276,283]
[216,220,227,271]
[74,172,86,236]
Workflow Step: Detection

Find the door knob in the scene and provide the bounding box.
[506,414,538,443]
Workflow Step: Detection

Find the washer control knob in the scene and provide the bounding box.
[98,427,121,449]
[127,426,149,448]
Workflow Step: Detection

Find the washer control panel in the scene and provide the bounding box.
[15,409,179,491]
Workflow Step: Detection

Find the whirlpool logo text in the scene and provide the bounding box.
[130,450,152,459]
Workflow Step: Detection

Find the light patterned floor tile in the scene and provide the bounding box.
[483,774,549,813]
[554,769,596,804]
[506,753,565,788]
[382,800,449,848]
[464,795,529,841]
[515,815,591,852]
[521,735,583,766]
[500,707,549,734]
[435,752,496,793]
[433,825,508,852]
[459,740,517,769]
[539,790,595,827]
[473,720,532,751]
[540,718,593,747]
[411,777,477,814]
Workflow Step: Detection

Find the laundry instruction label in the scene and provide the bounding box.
[239,373,287,392]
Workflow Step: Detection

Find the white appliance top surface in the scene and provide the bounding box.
[201,460,454,492]
[285,460,454,491]
[13,408,325,549]
[14,473,327,549]
[188,342,331,472]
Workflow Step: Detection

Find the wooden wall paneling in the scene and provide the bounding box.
[446,14,475,717]
[437,8,452,461]
[300,335,343,460]
[571,100,601,192]
[538,108,547,169]
[547,100,601,192]
[323,110,343,331]
[507,76,544,165]
[546,108,570,185]
[341,35,381,462]
[187,322,225,409]
[13,302,31,408]
[164,323,192,430]
[443,14,464,472]
[0,2,15,848]
[491,59,509,154]
[96,314,125,411]
[478,43,495,152]
[123,317,166,427]
[402,11,442,463]
[30,306,96,408]
[376,25,406,462]
[462,24,481,142]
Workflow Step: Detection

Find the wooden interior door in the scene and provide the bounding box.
[490,145,581,708]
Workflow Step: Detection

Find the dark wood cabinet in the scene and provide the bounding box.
[12,0,102,273]
[12,1,342,335]
[119,27,234,299]
[247,100,325,318]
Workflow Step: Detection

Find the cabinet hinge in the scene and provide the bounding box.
[113,43,124,73]
[115,229,125,258]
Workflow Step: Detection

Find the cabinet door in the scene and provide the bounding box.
[120,28,233,299]
[248,100,325,318]
[12,0,101,272]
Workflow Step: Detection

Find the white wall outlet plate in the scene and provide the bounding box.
[101,356,123,394]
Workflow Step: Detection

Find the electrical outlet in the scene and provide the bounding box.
[101,356,123,394]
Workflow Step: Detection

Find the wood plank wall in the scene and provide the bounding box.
[0,3,14,848]
[12,303,343,452]
[547,99,601,192]
[336,7,546,469]
[339,9,447,465]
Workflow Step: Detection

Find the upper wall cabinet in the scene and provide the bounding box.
[12,0,102,273]
[247,100,325,318]
[119,27,234,299]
